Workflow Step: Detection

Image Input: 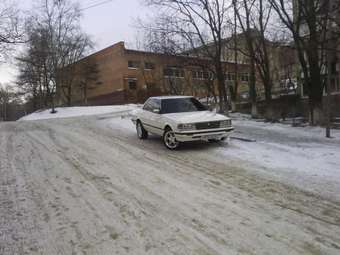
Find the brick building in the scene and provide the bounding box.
[59,41,250,106]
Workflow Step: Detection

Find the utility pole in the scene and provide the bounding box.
[232,0,239,112]
[326,48,332,138]
[325,1,336,138]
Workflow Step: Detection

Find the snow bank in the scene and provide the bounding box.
[221,117,340,200]
[19,105,138,121]
[234,118,340,141]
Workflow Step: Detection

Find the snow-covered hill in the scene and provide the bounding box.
[19,105,138,121]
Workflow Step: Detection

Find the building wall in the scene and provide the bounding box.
[65,41,251,105]
[220,32,300,101]
[89,42,126,98]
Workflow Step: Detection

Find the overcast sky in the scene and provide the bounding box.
[0,0,151,84]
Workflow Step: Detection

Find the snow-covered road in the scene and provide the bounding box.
[1,112,340,254]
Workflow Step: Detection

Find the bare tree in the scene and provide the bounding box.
[58,34,93,106]
[269,0,340,124]
[145,0,232,113]
[16,58,43,112]
[75,58,101,105]
[16,0,92,111]
[233,0,259,117]
[16,27,51,111]
[0,0,24,61]
[0,83,17,121]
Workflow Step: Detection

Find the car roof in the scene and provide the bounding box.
[149,96,194,100]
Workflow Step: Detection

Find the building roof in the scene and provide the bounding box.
[71,41,250,69]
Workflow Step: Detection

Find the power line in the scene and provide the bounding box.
[83,0,108,6]
[80,0,113,11]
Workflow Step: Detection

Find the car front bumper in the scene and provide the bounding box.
[174,127,234,142]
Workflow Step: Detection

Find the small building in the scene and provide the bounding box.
[59,41,250,106]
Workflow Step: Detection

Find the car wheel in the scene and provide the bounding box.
[136,121,148,139]
[163,127,180,150]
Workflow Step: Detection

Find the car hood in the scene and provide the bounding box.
[163,111,230,123]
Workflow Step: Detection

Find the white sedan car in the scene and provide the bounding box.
[131,96,234,149]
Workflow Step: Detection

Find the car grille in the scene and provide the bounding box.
[195,121,221,130]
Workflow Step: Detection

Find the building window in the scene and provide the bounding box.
[146,83,156,90]
[128,60,140,69]
[240,73,249,82]
[128,79,137,90]
[145,62,155,70]
[192,70,211,80]
[164,66,184,78]
[226,72,236,81]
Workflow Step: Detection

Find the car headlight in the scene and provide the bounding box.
[220,120,232,127]
[178,123,196,130]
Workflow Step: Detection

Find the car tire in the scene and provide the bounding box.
[136,121,148,139]
[163,127,180,150]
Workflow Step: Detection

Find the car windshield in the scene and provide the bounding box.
[161,98,207,114]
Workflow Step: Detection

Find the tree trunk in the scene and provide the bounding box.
[308,69,324,125]
[67,84,72,106]
[309,101,323,125]
[216,61,228,114]
[3,103,7,121]
[231,101,237,112]
[265,101,277,121]
[217,82,224,113]
[264,77,272,103]
[251,103,258,117]
[230,82,238,112]
[249,59,257,118]
[84,86,88,106]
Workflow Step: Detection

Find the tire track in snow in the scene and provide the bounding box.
[1,119,340,254]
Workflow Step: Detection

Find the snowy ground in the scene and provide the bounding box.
[227,114,340,202]
[1,107,340,254]
[19,105,138,121]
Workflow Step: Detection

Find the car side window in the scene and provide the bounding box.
[143,99,152,111]
[151,100,161,112]
[143,99,160,113]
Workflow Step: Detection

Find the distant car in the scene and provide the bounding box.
[131,96,234,150]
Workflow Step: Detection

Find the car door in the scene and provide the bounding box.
[139,99,153,131]
[140,99,163,135]
[147,99,164,135]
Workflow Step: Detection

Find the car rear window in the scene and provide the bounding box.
[161,98,207,114]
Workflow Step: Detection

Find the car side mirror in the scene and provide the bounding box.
[153,108,160,114]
